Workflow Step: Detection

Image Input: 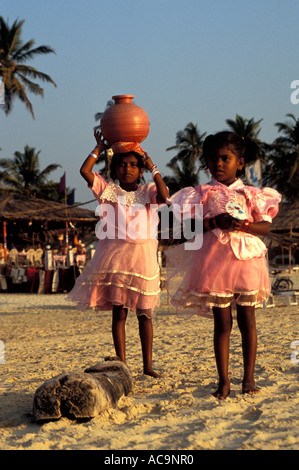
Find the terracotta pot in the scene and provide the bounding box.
[100,95,150,144]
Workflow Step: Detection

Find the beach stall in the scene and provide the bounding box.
[266,200,299,269]
[0,194,98,293]
[261,200,299,306]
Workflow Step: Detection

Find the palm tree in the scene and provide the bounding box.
[0,16,56,119]
[274,113,299,167]
[166,122,206,167]
[163,157,201,194]
[264,114,299,202]
[165,122,206,193]
[226,114,263,140]
[226,115,266,181]
[0,145,61,197]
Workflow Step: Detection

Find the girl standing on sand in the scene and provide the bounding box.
[167,131,281,399]
[68,131,169,377]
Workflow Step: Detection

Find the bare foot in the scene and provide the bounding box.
[213,381,230,400]
[242,380,259,395]
[144,369,161,378]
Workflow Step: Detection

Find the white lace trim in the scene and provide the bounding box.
[88,267,160,281]
[172,288,268,309]
[100,181,152,206]
[82,281,160,296]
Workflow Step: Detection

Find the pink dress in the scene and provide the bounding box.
[67,172,161,317]
[166,178,281,318]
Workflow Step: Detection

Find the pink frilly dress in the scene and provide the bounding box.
[166,178,281,318]
[67,172,161,317]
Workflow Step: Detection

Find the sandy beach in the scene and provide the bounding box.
[0,275,298,451]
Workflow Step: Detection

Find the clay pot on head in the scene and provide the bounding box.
[100,95,150,144]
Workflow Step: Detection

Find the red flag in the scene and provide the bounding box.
[59,172,66,193]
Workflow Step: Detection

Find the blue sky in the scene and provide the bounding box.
[1,0,298,208]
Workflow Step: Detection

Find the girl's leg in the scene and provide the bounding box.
[112,305,128,363]
[236,305,259,394]
[137,311,160,378]
[212,306,232,399]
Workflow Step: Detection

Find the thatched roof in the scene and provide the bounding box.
[264,200,299,252]
[1,194,298,253]
[0,194,97,223]
[270,201,299,233]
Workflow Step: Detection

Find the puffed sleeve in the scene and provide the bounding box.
[146,182,159,204]
[146,182,174,206]
[91,171,108,203]
[169,186,203,207]
[251,187,282,223]
[168,186,204,222]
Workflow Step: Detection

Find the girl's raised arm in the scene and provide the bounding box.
[80,132,107,186]
[143,153,169,204]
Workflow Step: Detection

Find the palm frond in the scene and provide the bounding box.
[0,16,56,118]
[14,44,56,62]
[16,65,57,85]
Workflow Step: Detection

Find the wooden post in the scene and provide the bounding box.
[3,220,7,262]
[289,223,293,273]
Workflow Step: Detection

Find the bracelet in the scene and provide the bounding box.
[89,143,104,157]
[149,164,157,172]
[89,152,98,159]
[152,168,161,179]
[204,218,211,231]
[241,220,252,232]
[150,164,161,179]
[89,145,104,159]
[211,217,218,229]
[204,217,217,231]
